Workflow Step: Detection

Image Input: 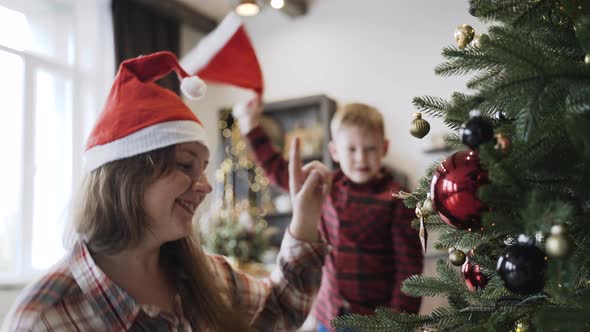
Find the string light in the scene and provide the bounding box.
[235,0,260,16]
[270,0,284,9]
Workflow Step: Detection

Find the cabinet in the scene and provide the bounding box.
[215,94,336,246]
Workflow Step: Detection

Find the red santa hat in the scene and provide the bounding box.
[180,12,264,95]
[84,51,208,173]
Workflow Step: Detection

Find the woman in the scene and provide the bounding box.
[2,51,331,332]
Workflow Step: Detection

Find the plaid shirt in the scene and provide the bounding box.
[1,231,327,332]
[246,126,424,331]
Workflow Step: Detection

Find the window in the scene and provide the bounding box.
[0,0,113,282]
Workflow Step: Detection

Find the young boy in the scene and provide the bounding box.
[234,100,423,332]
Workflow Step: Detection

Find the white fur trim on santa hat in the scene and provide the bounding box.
[180,76,207,100]
[83,120,209,173]
[180,12,243,73]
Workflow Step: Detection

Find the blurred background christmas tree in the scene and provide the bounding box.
[334,0,590,330]
[201,110,278,266]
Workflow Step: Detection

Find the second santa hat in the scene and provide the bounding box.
[181,12,264,95]
[84,51,208,173]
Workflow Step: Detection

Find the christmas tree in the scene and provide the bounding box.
[333,0,590,331]
[201,110,277,264]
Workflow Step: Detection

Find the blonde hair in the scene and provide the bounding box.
[330,102,385,138]
[73,146,252,331]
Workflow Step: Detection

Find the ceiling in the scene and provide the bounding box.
[174,0,312,21]
[174,0,233,20]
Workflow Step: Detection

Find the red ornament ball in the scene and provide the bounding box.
[462,256,489,292]
[430,149,488,230]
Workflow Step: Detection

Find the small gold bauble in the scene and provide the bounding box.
[415,206,425,219]
[421,328,440,332]
[514,319,533,332]
[410,112,431,138]
[449,249,467,266]
[585,54,590,64]
[550,224,568,235]
[422,197,436,215]
[472,33,489,48]
[546,233,574,258]
[454,24,475,49]
[494,133,511,154]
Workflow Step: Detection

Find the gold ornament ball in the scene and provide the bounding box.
[454,24,475,49]
[421,328,440,332]
[449,249,467,266]
[415,206,425,219]
[494,133,512,154]
[472,33,489,48]
[422,197,436,215]
[585,54,590,64]
[410,112,431,138]
[550,224,567,235]
[546,234,573,257]
[546,225,574,258]
[514,319,533,332]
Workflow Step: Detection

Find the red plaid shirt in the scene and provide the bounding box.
[1,231,327,332]
[246,126,423,330]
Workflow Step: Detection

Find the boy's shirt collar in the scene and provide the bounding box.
[338,167,394,191]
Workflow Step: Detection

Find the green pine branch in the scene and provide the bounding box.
[337,1,590,330]
[412,96,450,118]
[332,307,471,332]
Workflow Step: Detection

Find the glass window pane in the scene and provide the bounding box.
[31,68,72,270]
[0,1,75,65]
[0,4,29,51]
[0,50,24,274]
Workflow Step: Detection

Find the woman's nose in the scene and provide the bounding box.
[192,174,213,193]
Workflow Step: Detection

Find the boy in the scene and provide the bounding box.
[234,100,423,332]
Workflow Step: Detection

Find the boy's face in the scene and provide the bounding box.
[329,126,388,184]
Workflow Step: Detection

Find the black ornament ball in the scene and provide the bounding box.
[496,235,547,295]
[460,110,494,149]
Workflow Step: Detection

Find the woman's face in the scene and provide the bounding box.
[143,142,212,244]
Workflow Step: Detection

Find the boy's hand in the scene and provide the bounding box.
[288,137,332,242]
[232,97,263,134]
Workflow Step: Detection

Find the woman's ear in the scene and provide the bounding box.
[382,139,389,157]
[328,141,339,162]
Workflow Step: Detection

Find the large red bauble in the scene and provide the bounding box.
[462,256,489,292]
[430,149,488,230]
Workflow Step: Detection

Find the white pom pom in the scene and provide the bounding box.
[180,76,207,100]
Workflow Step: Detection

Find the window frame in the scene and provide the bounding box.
[0,43,81,286]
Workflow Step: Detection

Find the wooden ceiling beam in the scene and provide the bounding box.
[131,0,218,33]
[280,0,307,17]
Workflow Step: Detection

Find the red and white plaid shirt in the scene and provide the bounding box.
[246,126,424,331]
[2,231,327,332]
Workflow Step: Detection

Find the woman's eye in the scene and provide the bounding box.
[177,163,192,171]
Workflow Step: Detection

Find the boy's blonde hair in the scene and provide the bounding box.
[330,103,385,138]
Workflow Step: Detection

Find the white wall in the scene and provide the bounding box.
[180,0,487,211]
[0,288,22,324]
[242,0,487,189]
